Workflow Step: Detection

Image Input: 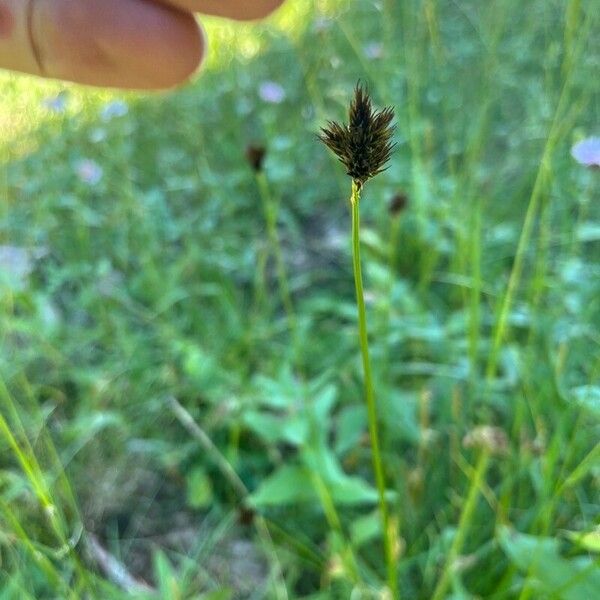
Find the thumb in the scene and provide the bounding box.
[0,0,205,90]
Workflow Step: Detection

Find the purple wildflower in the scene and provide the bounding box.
[259,81,286,104]
[100,100,129,121]
[75,159,103,185]
[42,91,69,113]
[571,137,600,168]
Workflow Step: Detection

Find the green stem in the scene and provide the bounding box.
[468,196,482,393]
[257,171,296,329]
[310,471,360,584]
[431,450,490,600]
[350,181,398,597]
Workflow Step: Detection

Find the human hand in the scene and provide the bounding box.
[0,0,285,89]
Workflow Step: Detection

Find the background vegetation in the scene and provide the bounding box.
[1,0,598,597]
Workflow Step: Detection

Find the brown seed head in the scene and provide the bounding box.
[389,192,409,216]
[319,83,396,187]
[246,144,267,172]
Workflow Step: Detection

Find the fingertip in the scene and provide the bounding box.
[33,0,207,90]
[151,13,206,89]
[226,0,285,21]
[167,0,285,22]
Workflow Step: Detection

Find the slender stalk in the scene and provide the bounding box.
[309,471,360,584]
[431,450,490,600]
[350,181,398,597]
[468,195,482,393]
[255,171,305,372]
[256,171,296,329]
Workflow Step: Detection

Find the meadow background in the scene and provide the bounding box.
[1,0,599,598]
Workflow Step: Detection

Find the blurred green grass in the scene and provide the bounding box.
[1,0,599,598]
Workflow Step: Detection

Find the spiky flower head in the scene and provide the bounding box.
[319,83,395,187]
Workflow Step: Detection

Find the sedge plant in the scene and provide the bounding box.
[319,83,397,596]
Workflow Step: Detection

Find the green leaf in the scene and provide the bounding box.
[249,463,381,507]
[244,380,337,449]
[565,528,600,553]
[560,442,600,490]
[153,550,180,600]
[498,526,600,600]
[186,467,213,510]
[243,410,309,446]
[380,390,420,444]
[329,474,380,505]
[570,385,600,417]
[577,222,600,242]
[335,404,367,456]
[249,465,316,506]
[199,591,233,600]
[181,344,216,387]
[242,411,285,445]
[312,384,337,425]
[350,511,381,548]
[280,417,310,446]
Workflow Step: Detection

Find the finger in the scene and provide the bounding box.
[1,0,204,89]
[161,0,285,21]
[34,0,205,89]
[0,0,40,76]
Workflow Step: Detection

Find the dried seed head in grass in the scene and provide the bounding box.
[246,144,267,172]
[318,83,396,187]
[389,192,409,215]
[463,426,509,456]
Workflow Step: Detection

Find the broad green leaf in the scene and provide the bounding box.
[498,526,600,600]
[243,410,309,446]
[242,411,285,445]
[249,464,380,507]
[249,465,317,506]
[280,417,310,446]
[329,475,380,505]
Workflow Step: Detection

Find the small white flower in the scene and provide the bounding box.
[0,245,47,288]
[75,159,103,185]
[0,246,33,283]
[259,81,286,104]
